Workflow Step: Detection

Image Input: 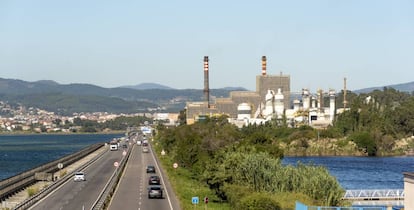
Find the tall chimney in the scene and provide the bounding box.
[203,56,210,107]
[343,77,347,108]
[261,56,267,76]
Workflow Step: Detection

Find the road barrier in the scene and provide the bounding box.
[0,143,105,202]
[91,143,132,210]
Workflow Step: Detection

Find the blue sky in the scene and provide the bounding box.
[1,0,413,93]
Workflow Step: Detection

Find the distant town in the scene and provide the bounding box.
[0,100,178,133]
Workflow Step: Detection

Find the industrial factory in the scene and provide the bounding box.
[186,56,341,128]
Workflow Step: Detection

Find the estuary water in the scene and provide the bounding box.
[0,134,122,181]
[1,134,413,190]
[282,156,414,190]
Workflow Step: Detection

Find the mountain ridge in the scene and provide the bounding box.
[0,77,413,115]
[121,83,173,90]
[0,78,244,115]
[353,81,414,93]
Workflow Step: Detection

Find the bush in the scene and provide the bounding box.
[223,184,254,207]
[27,187,39,197]
[237,192,281,210]
[348,131,377,156]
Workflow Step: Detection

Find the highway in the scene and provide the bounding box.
[108,143,181,210]
[29,146,124,210]
[26,136,181,210]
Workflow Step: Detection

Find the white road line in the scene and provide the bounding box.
[149,146,175,210]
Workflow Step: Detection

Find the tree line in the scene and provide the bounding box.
[155,118,345,209]
[332,87,414,156]
[153,87,414,209]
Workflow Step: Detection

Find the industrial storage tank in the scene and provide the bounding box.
[293,99,300,111]
[302,88,311,110]
[237,103,252,120]
[274,88,284,118]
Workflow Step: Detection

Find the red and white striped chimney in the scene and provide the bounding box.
[203,56,210,107]
[261,56,267,76]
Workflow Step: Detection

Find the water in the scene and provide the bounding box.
[0,134,123,181]
[2,135,413,190]
[283,156,414,190]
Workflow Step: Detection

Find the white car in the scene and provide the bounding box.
[137,140,142,146]
[74,172,86,181]
[142,146,149,153]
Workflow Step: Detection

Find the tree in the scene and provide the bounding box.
[349,131,376,156]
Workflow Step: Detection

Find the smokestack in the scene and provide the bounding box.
[343,77,347,108]
[203,56,210,107]
[261,56,267,76]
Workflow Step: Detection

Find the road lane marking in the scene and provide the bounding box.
[149,146,175,210]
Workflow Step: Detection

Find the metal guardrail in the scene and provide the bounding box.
[0,142,104,200]
[91,144,132,210]
[343,189,404,200]
[12,143,108,210]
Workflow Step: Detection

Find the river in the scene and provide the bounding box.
[0,133,122,180]
[282,156,414,190]
[1,134,414,190]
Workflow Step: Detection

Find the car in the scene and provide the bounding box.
[74,171,86,181]
[142,146,149,153]
[146,165,156,173]
[148,175,161,185]
[137,140,142,146]
[148,185,163,199]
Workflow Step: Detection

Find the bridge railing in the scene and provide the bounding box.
[0,143,105,201]
[343,189,404,200]
[13,143,108,210]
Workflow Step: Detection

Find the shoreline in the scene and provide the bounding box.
[0,131,125,136]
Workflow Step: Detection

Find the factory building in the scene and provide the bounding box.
[185,56,339,127]
[186,56,290,125]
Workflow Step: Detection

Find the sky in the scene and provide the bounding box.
[1,0,413,93]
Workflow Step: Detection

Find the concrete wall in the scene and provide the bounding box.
[256,74,290,108]
[404,172,414,210]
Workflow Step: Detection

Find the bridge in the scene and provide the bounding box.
[343,189,404,200]
[343,189,404,208]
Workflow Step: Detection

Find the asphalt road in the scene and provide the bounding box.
[108,143,181,210]
[29,146,125,210]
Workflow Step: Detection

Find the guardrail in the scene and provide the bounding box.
[0,143,104,201]
[343,189,404,200]
[91,144,133,210]
[12,143,108,210]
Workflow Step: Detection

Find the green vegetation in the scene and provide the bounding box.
[2,93,157,115]
[332,88,414,156]
[154,118,346,209]
[152,88,414,209]
[0,78,242,114]
[27,187,39,197]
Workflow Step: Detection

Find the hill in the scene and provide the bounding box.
[121,83,173,90]
[353,81,414,94]
[0,78,242,115]
[2,77,412,115]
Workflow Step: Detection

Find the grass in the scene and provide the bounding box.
[155,146,230,210]
[27,187,39,197]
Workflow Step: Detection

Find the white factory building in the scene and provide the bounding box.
[229,88,340,129]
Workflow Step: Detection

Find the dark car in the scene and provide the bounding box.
[148,175,161,185]
[148,185,163,199]
[146,165,156,173]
